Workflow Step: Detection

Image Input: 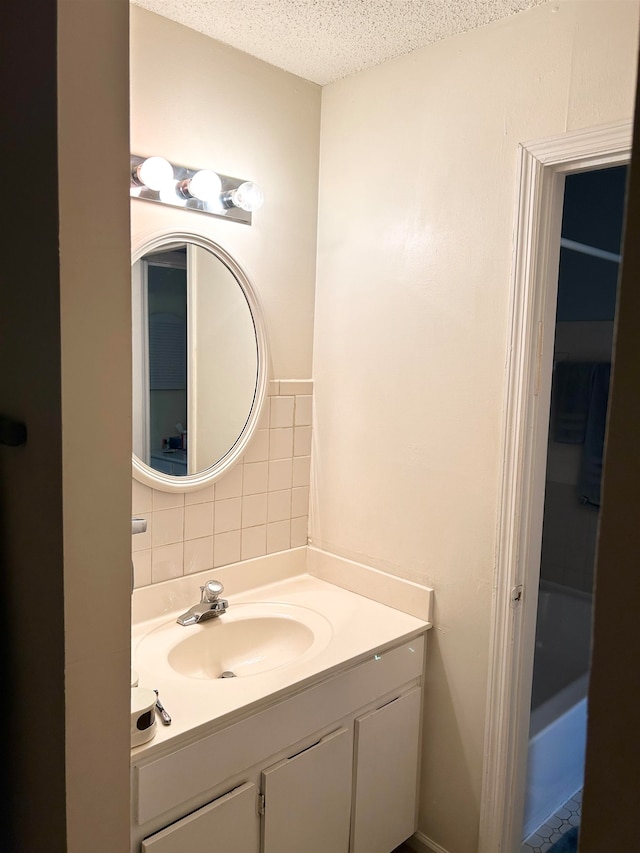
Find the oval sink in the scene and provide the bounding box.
[135,602,333,680]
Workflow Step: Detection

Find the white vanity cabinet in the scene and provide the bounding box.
[141,726,353,853]
[141,782,260,852]
[262,726,353,853]
[131,635,426,853]
[351,686,422,853]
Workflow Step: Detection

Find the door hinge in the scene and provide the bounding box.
[511,584,524,608]
[258,793,265,816]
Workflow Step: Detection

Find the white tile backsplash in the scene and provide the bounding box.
[132,479,153,514]
[279,380,313,396]
[214,530,241,567]
[241,524,267,560]
[270,395,295,427]
[258,404,270,430]
[268,458,293,491]
[267,519,291,553]
[184,502,214,540]
[214,497,242,534]
[241,492,268,527]
[292,486,310,518]
[294,426,312,456]
[214,463,243,499]
[152,489,184,510]
[132,512,152,551]
[243,428,269,463]
[292,455,311,487]
[185,484,215,505]
[133,381,313,587]
[243,461,269,495]
[152,507,184,547]
[294,395,312,426]
[268,489,292,523]
[269,427,294,460]
[184,535,214,575]
[132,548,152,586]
[291,516,308,548]
[151,542,183,582]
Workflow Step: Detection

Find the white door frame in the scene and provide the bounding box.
[478,120,632,853]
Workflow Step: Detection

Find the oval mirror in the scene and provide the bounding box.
[132,232,269,492]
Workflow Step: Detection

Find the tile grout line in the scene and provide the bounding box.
[522,788,582,853]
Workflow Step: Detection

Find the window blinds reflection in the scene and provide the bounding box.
[149,313,187,390]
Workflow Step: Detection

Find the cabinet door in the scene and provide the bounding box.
[262,727,352,853]
[141,781,259,853]
[351,687,422,853]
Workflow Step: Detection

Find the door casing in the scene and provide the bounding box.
[478,121,632,853]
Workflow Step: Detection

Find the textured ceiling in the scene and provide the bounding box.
[130,0,548,85]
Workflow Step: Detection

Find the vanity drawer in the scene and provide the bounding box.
[134,635,424,825]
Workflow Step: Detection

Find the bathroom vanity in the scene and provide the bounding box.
[130,567,430,853]
[129,229,432,852]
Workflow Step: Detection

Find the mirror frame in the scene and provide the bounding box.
[131,230,269,493]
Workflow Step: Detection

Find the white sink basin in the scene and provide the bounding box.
[134,602,333,680]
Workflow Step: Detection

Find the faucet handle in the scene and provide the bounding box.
[201,580,224,602]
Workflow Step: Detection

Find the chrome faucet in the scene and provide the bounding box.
[177,580,228,626]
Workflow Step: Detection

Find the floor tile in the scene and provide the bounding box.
[522,788,582,853]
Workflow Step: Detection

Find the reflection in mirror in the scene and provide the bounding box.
[132,234,268,492]
[144,247,188,474]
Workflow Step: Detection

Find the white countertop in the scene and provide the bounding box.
[131,572,430,759]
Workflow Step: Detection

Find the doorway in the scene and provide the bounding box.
[478,122,632,853]
[521,165,627,851]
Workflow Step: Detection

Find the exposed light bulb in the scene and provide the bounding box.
[135,156,174,191]
[182,169,222,202]
[230,181,264,212]
[130,154,262,223]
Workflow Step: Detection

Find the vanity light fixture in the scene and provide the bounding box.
[131,156,174,191]
[178,169,222,203]
[130,154,264,225]
[221,181,265,213]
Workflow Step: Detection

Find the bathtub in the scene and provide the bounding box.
[523,581,592,839]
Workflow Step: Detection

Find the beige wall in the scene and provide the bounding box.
[313,2,639,851]
[58,3,133,849]
[130,5,320,380]
[4,3,132,847]
[130,7,320,583]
